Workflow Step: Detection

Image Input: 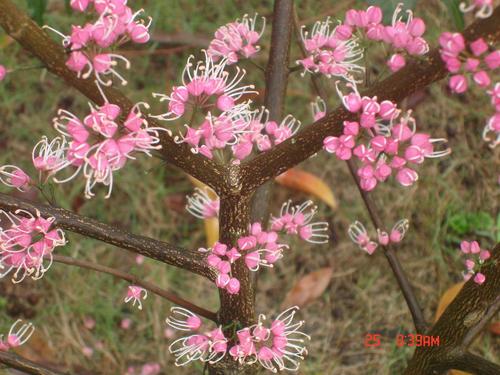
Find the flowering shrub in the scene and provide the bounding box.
[0,0,498,374]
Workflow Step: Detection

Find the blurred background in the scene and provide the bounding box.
[0,0,498,374]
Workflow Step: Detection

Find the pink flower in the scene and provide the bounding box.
[0,65,6,81]
[0,320,34,352]
[387,53,406,72]
[449,74,468,93]
[0,166,31,191]
[396,167,418,186]
[124,286,148,310]
[120,318,132,330]
[473,272,486,284]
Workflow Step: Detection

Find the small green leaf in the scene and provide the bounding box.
[443,0,465,31]
[27,0,48,26]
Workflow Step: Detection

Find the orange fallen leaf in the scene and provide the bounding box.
[276,168,337,210]
[281,267,333,309]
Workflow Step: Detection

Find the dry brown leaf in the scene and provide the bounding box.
[276,169,337,210]
[281,267,333,309]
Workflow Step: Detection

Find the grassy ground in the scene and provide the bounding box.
[0,0,498,374]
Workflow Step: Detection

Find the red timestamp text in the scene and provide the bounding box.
[364,333,441,348]
[396,333,440,347]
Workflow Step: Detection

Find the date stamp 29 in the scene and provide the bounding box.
[364,333,441,348]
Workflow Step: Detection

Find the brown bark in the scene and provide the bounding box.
[403,243,500,374]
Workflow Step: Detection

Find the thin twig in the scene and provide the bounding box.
[345,160,427,332]
[251,0,294,224]
[0,192,217,281]
[0,351,66,375]
[53,255,217,321]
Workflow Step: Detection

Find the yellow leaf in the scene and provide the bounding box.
[276,168,337,210]
[204,217,219,247]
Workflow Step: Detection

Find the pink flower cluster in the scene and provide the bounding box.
[166,306,309,372]
[345,4,429,72]
[348,219,409,254]
[166,307,227,366]
[298,4,429,78]
[323,80,450,191]
[0,320,34,352]
[298,16,364,78]
[439,33,500,147]
[0,210,66,283]
[48,101,164,198]
[460,0,493,18]
[231,110,301,162]
[124,285,148,310]
[201,227,286,295]
[153,53,302,162]
[270,200,329,244]
[207,14,265,64]
[459,240,491,285]
[48,0,151,86]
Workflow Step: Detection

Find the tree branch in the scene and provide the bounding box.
[0,192,216,281]
[345,160,427,332]
[53,254,217,321]
[0,0,225,193]
[251,0,294,224]
[240,6,500,192]
[0,351,66,375]
[436,353,500,375]
[404,243,500,375]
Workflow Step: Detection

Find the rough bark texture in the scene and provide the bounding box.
[404,243,500,374]
[0,193,216,280]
